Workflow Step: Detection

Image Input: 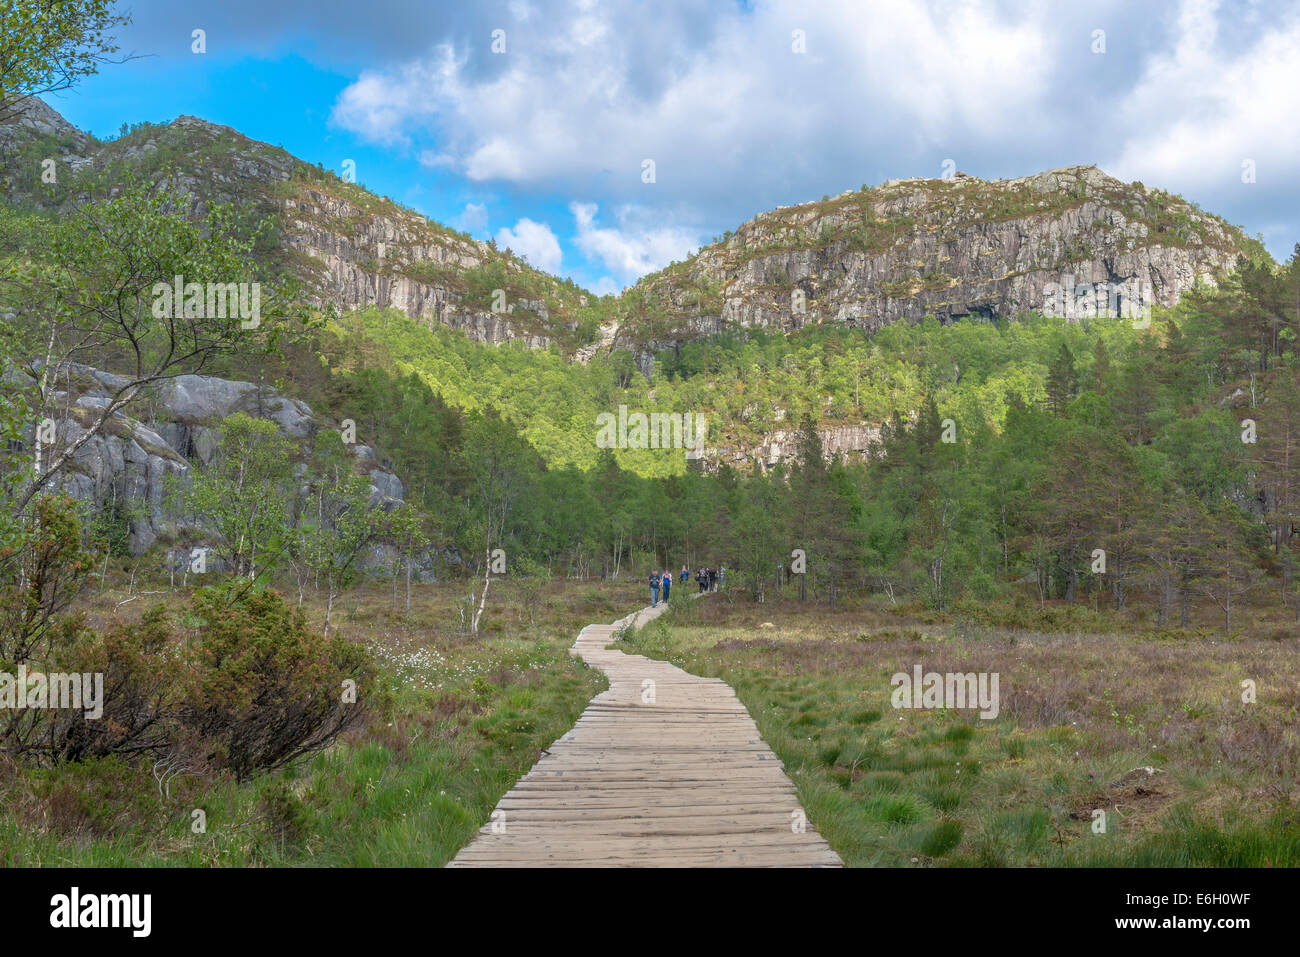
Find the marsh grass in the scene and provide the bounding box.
[621,595,1300,867]
[0,576,635,867]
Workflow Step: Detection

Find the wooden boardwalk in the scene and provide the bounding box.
[448,599,842,867]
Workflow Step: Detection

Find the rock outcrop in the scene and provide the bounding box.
[281,187,556,349]
[689,423,881,474]
[0,102,1270,483]
[619,166,1258,353]
[0,99,579,351]
[2,101,1263,364]
[7,365,405,554]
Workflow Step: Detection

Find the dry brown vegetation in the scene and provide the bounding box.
[623,591,1300,866]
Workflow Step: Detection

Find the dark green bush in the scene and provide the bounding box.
[180,587,376,780]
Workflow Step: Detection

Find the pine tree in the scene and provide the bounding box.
[1090,338,1111,393]
[1113,355,1162,444]
[1255,369,1300,606]
[787,415,858,604]
[1045,344,1078,416]
[1199,508,1258,629]
[1028,426,1102,601]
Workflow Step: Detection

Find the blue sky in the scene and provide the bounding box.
[46,0,1300,295]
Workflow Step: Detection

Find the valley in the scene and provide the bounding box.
[1,17,1297,874]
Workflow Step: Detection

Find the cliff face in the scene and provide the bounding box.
[281,186,558,349]
[688,423,881,474]
[621,166,1259,352]
[0,101,588,350]
[3,362,405,555]
[0,101,1270,478]
[3,101,1262,360]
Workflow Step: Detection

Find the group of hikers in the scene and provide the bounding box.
[649,564,724,607]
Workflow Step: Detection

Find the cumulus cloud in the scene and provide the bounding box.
[496,218,563,272]
[454,202,489,235]
[570,202,700,282]
[331,0,1058,209]
[334,50,465,148]
[324,0,1300,268]
[1104,0,1300,210]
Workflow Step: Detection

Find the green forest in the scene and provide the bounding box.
[282,250,1300,634]
[7,200,1298,637]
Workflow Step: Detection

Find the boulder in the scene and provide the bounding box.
[9,365,407,556]
[155,374,315,439]
[43,400,190,553]
[367,469,405,508]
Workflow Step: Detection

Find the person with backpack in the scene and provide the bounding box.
[680,564,689,584]
[708,566,718,592]
[697,567,708,594]
[649,570,661,607]
[662,569,673,603]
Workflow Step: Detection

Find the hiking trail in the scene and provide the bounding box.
[447,598,842,867]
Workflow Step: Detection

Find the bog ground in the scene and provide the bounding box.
[2,577,1298,866]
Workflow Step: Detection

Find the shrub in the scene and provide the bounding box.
[5,580,378,782]
[180,587,377,780]
[85,499,134,559]
[259,778,310,844]
[48,605,178,764]
[0,496,94,667]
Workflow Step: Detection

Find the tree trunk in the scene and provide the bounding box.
[471,549,491,633]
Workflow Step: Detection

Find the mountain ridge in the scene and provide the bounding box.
[0,99,606,351]
[616,164,1267,356]
[0,98,1271,366]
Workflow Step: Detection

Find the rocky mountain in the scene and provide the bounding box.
[687,423,881,474]
[0,99,1271,477]
[2,100,1268,365]
[618,166,1266,354]
[0,98,603,351]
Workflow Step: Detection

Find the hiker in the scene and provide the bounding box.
[649,569,660,607]
[708,566,718,592]
[680,564,689,583]
[662,569,672,602]
[697,567,708,594]
[719,565,726,590]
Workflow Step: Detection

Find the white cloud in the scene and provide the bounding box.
[571,202,700,282]
[507,1,535,24]
[454,202,488,234]
[332,48,467,147]
[327,0,1300,270]
[589,276,621,296]
[496,218,563,273]
[331,0,1056,198]
[1105,0,1300,195]
[418,149,457,170]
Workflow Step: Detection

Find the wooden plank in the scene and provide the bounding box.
[447,599,842,868]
